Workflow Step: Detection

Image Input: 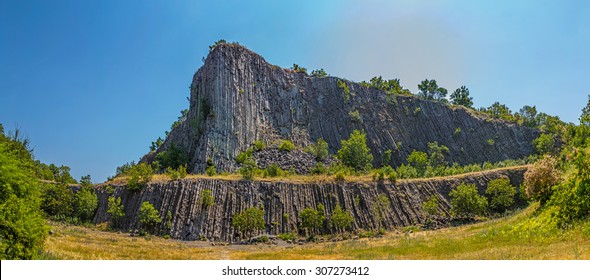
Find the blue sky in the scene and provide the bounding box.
[1,0,589,182]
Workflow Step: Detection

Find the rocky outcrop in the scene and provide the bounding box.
[145,43,538,173]
[94,166,527,242]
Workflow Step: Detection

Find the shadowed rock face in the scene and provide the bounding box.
[94,167,527,242]
[144,43,537,173]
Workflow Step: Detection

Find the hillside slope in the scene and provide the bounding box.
[144,43,537,173]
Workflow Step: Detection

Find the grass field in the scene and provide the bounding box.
[43,203,590,260]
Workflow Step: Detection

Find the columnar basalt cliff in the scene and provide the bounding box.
[94,167,527,242]
[143,43,537,173]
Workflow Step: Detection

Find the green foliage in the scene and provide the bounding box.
[427,141,449,168]
[278,139,296,152]
[291,64,308,74]
[382,149,392,166]
[454,127,462,137]
[74,187,98,222]
[232,206,265,240]
[127,162,154,192]
[40,183,75,218]
[337,130,373,173]
[407,150,428,176]
[299,204,325,236]
[330,204,354,233]
[209,39,227,51]
[166,165,187,180]
[372,165,397,183]
[310,68,328,77]
[364,76,412,96]
[236,148,254,164]
[307,138,329,162]
[524,156,561,204]
[449,184,488,218]
[0,135,47,259]
[372,194,390,229]
[107,196,125,227]
[277,232,297,242]
[264,163,284,177]
[518,105,539,127]
[422,195,440,217]
[253,140,266,151]
[348,110,362,122]
[139,201,162,233]
[156,145,188,170]
[450,86,473,108]
[337,79,351,102]
[115,161,135,177]
[150,137,164,152]
[239,157,258,180]
[46,163,77,184]
[533,133,557,155]
[200,189,215,208]
[485,177,516,213]
[418,79,447,101]
[487,139,495,145]
[579,94,590,126]
[205,165,217,176]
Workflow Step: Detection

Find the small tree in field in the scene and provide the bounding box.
[139,201,161,233]
[330,204,354,234]
[107,196,125,227]
[232,206,265,241]
[449,184,488,218]
[485,177,516,213]
[299,204,326,236]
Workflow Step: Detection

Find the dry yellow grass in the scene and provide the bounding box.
[43,204,590,260]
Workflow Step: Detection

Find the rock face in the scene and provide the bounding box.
[144,43,538,173]
[94,166,527,242]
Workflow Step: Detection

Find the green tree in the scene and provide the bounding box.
[450,86,473,108]
[291,64,307,74]
[200,189,215,208]
[239,157,258,180]
[278,139,296,152]
[418,79,447,101]
[0,133,47,259]
[407,150,428,176]
[337,130,373,173]
[232,206,265,241]
[107,196,125,227]
[209,39,227,51]
[518,105,538,127]
[74,187,98,222]
[310,69,328,77]
[150,137,164,152]
[139,201,162,233]
[166,165,187,180]
[156,145,188,170]
[40,183,75,218]
[422,195,440,218]
[308,138,329,162]
[449,183,488,218]
[337,79,351,102]
[330,204,354,233]
[427,141,449,168]
[533,133,557,155]
[299,204,326,236]
[484,102,512,120]
[79,174,92,188]
[580,94,590,126]
[127,162,154,192]
[485,177,516,213]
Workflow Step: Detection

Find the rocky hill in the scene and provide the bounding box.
[143,43,538,173]
[94,167,528,242]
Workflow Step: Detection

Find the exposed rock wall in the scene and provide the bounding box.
[147,43,538,173]
[94,166,527,242]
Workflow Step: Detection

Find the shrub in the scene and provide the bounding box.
[239,157,258,180]
[524,156,561,204]
[299,204,325,236]
[533,133,556,155]
[232,207,265,241]
[40,183,75,218]
[449,183,488,218]
[487,139,495,145]
[310,68,328,77]
[236,148,253,164]
[334,171,346,182]
[330,204,354,233]
[337,130,373,173]
[139,201,161,233]
[265,163,283,177]
[127,162,153,192]
[107,196,125,227]
[156,145,188,170]
[310,162,327,175]
[422,195,440,218]
[337,79,350,102]
[291,64,307,74]
[278,232,297,241]
[167,165,187,180]
[253,140,266,151]
[427,141,449,168]
[485,177,516,213]
[278,140,296,152]
[382,149,392,166]
[200,189,215,208]
[74,187,98,222]
[307,138,329,162]
[372,165,397,183]
[407,150,428,176]
[348,110,362,122]
[205,165,217,176]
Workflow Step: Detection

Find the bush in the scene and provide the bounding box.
[348,110,362,122]
[277,232,297,242]
[74,187,98,222]
[200,189,215,208]
[167,164,187,180]
[127,162,154,192]
[156,145,188,170]
[449,183,488,218]
[278,140,296,152]
[407,150,428,176]
[372,194,390,229]
[330,204,354,233]
[205,165,217,176]
[310,68,328,77]
[524,156,561,204]
[232,207,265,241]
[299,204,325,236]
[372,165,397,183]
[310,162,327,175]
[422,195,440,217]
[485,177,516,213]
[236,148,253,164]
[40,183,75,218]
[307,138,329,162]
[107,196,125,227]
[139,201,161,233]
[337,79,350,102]
[338,130,373,173]
[265,163,283,177]
[239,157,258,180]
[253,140,266,151]
[533,133,557,155]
